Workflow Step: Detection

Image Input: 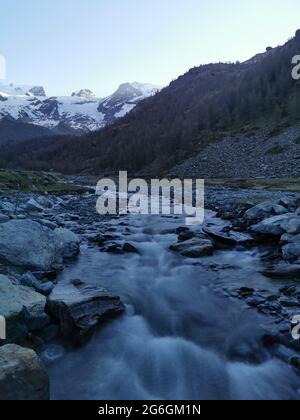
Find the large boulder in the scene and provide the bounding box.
[282,243,300,262]
[0,275,48,344]
[0,220,80,270]
[251,214,293,237]
[47,279,125,344]
[0,220,60,270]
[170,235,214,258]
[53,228,80,258]
[244,203,288,222]
[0,344,49,400]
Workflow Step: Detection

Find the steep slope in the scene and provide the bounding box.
[2,31,300,176]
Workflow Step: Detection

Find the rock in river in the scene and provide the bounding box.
[203,225,253,247]
[281,217,300,235]
[251,214,293,237]
[244,202,288,222]
[47,279,125,344]
[170,235,214,258]
[282,243,300,262]
[0,275,48,344]
[0,344,49,400]
[53,228,80,259]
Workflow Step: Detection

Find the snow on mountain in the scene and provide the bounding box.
[0,82,160,134]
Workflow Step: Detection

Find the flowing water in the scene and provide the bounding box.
[46,211,300,400]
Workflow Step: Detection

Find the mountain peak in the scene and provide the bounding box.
[71,89,96,99]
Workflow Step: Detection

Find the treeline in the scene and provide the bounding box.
[2,31,300,175]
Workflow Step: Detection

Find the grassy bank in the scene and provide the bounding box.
[205,178,300,193]
[0,169,90,194]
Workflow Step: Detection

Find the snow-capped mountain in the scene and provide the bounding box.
[0,82,160,136]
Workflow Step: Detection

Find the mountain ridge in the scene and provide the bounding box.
[0,81,160,140]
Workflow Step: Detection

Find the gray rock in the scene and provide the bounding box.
[0,344,49,400]
[0,275,47,344]
[0,201,15,213]
[280,233,300,244]
[0,220,61,270]
[278,197,296,211]
[203,225,253,247]
[25,198,44,213]
[47,279,125,344]
[35,196,53,209]
[54,228,80,259]
[170,235,214,258]
[251,214,292,237]
[282,243,300,262]
[261,263,300,278]
[244,203,288,221]
[20,273,54,296]
[36,219,57,230]
[36,282,54,296]
[281,217,300,235]
[122,243,139,254]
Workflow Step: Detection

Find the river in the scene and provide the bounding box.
[46,208,300,400]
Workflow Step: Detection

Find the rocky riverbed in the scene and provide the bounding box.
[1,184,300,400]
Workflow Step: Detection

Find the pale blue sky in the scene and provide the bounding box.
[1,0,300,97]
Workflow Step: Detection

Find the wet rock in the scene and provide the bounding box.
[237,287,255,298]
[176,227,190,235]
[246,296,266,307]
[261,263,300,278]
[54,228,80,259]
[0,344,49,400]
[0,214,10,223]
[282,243,300,262]
[279,286,298,297]
[0,275,47,344]
[47,279,125,344]
[251,214,292,237]
[203,225,253,247]
[122,243,139,254]
[290,357,300,370]
[0,220,62,270]
[103,243,124,254]
[170,235,214,258]
[279,299,300,308]
[244,203,288,222]
[178,230,194,242]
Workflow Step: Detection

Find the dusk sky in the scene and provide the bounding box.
[1,0,300,97]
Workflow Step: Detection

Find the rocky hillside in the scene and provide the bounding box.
[169,124,300,178]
